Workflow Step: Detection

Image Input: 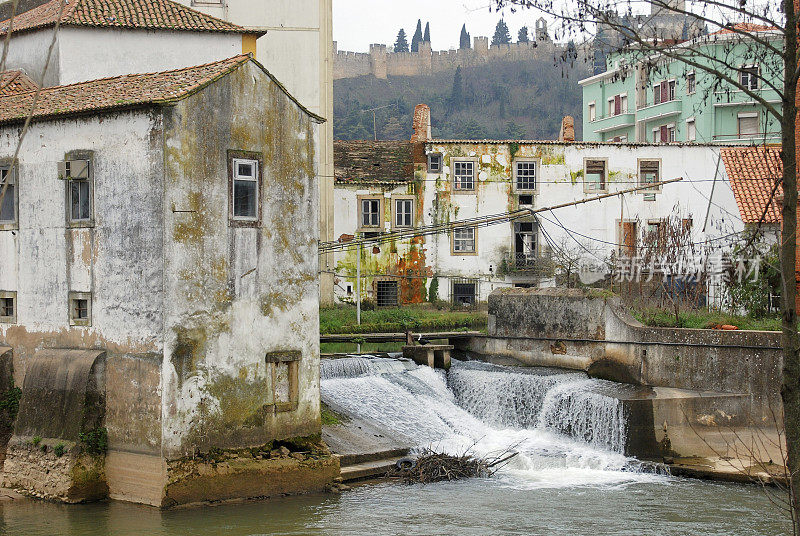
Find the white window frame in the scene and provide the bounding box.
[232,158,259,221]
[653,83,661,105]
[392,196,414,229]
[738,112,759,137]
[451,226,477,255]
[428,153,443,173]
[513,158,538,192]
[452,158,476,192]
[686,72,696,94]
[588,102,596,122]
[667,123,677,142]
[607,97,615,116]
[358,195,383,231]
[0,164,17,229]
[61,159,93,227]
[739,64,759,91]
[686,118,696,141]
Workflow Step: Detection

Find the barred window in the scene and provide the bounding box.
[453,160,475,190]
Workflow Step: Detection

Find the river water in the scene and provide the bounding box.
[0,358,791,535]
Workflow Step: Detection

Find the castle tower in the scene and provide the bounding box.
[535,18,549,41]
[370,44,388,79]
[474,36,489,58]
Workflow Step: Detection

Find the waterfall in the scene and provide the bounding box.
[320,357,666,488]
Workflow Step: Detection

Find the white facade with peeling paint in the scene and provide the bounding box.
[333,141,743,306]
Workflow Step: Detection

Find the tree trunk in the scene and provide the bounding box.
[781,0,800,531]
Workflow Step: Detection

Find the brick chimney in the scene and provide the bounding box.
[411,104,431,142]
[559,116,575,142]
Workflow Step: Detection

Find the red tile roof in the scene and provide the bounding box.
[0,55,250,124]
[0,70,38,96]
[721,146,783,224]
[713,23,778,35]
[0,0,260,36]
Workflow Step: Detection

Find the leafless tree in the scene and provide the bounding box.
[496,0,799,528]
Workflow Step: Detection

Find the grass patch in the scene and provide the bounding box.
[632,307,782,331]
[320,304,487,335]
[320,402,347,426]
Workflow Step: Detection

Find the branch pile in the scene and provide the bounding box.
[387,448,518,484]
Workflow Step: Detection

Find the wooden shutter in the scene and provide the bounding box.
[660,81,668,101]
[660,125,668,142]
[614,95,621,115]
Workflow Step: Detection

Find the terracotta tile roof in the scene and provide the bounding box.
[334,140,414,184]
[713,23,778,35]
[0,70,38,95]
[0,54,250,124]
[0,0,260,36]
[721,146,783,224]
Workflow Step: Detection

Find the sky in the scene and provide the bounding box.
[332,0,552,53]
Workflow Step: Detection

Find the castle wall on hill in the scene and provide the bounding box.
[334,36,563,80]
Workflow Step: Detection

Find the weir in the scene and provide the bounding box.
[321,356,669,486]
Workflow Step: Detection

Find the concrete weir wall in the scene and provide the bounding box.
[460,288,783,458]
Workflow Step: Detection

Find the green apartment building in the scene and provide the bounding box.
[580,26,781,144]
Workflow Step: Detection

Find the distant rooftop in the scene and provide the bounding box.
[0,0,261,36]
[334,140,414,184]
[0,70,37,96]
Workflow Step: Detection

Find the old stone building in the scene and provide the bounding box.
[0,0,335,508]
[333,105,744,306]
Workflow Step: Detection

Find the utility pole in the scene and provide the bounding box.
[362,103,396,141]
[356,242,361,353]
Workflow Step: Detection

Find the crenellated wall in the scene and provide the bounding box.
[334,36,562,80]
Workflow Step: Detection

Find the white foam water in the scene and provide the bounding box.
[320,358,668,489]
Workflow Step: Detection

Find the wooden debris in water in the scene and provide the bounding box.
[387,448,518,484]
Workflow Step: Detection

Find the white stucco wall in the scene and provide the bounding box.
[0,110,166,374]
[4,26,242,87]
[333,143,743,304]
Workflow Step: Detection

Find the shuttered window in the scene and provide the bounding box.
[738,114,759,137]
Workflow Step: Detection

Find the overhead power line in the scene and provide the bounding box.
[319,177,684,254]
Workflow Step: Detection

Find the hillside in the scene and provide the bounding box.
[333,58,589,141]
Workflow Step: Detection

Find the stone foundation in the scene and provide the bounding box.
[2,439,107,503]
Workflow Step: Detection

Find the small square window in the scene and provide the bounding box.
[738,113,759,137]
[584,159,606,192]
[428,154,443,173]
[518,194,533,206]
[69,291,91,327]
[514,160,537,191]
[0,291,16,323]
[452,279,478,307]
[232,158,259,220]
[0,166,16,227]
[452,226,476,254]
[376,280,399,307]
[393,198,414,228]
[452,160,475,191]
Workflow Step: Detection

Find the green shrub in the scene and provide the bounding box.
[79,427,108,455]
[54,443,66,457]
[428,277,439,302]
[31,435,42,446]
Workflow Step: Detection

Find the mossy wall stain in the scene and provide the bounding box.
[161,61,320,458]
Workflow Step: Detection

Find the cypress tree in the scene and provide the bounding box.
[411,19,423,52]
[449,66,463,107]
[492,19,512,46]
[394,28,409,52]
[518,26,530,43]
[423,22,431,43]
[459,24,471,49]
